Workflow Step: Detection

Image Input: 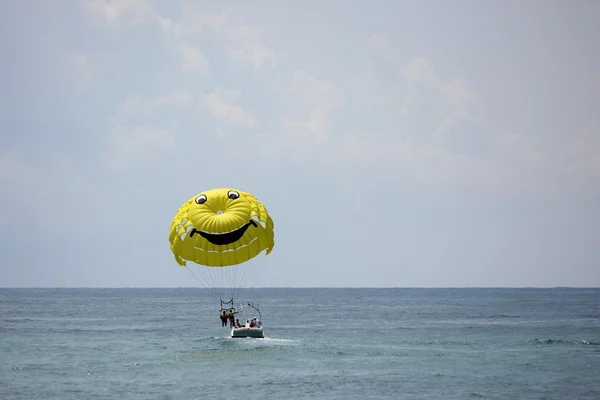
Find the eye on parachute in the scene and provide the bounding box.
[168,188,275,305]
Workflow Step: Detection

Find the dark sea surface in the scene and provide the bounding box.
[1,288,599,399]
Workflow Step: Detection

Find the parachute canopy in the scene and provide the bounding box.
[168,188,275,268]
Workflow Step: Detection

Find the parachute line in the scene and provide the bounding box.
[184,256,259,304]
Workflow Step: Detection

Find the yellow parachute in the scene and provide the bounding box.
[168,188,275,301]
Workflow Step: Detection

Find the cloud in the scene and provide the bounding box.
[228,40,275,71]
[119,90,191,117]
[286,70,341,142]
[361,35,502,181]
[220,22,276,71]
[401,56,474,112]
[107,124,176,168]
[362,38,596,198]
[78,8,600,199]
[203,88,257,126]
[87,3,275,71]
[368,34,475,129]
[175,42,209,72]
[184,7,276,71]
[434,113,490,159]
[106,91,191,168]
[85,0,154,27]
[159,5,275,71]
[323,35,593,201]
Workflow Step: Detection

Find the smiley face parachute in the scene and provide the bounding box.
[168,188,275,304]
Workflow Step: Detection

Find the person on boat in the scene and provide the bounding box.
[220,310,228,327]
[235,319,242,328]
[228,309,238,328]
[249,318,256,328]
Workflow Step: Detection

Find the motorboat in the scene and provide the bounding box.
[231,325,264,338]
[230,301,265,339]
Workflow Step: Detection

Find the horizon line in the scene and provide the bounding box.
[1,286,599,290]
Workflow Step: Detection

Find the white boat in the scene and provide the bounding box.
[231,325,264,338]
[230,302,265,339]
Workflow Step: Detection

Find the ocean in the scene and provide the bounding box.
[1,288,599,399]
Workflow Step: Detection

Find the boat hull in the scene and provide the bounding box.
[231,327,264,338]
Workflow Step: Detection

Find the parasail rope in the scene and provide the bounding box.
[184,257,259,308]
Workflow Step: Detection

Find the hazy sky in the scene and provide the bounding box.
[1,0,599,288]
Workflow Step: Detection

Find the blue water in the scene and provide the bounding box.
[1,288,599,399]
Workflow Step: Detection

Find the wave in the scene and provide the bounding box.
[403,339,471,346]
[522,338,599,345]
[464,314,522,319]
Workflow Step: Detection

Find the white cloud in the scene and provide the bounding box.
[363,35,490,169]
[286,70,341,142]
[158,9,211,71]
[119,90,191,117]
[401,57,474,111]
[176,42,209,72]
[203,88,257,126]
[176,6,275,70]
[432,109,472,140]
[221,21,275,71]
[107,124,176,168]
[368,34,475,121]
[87,3,275,72]
[106,91,189,168]
[85,0,154,27]
[160,6,275,71]
[228,41,275,71]
[157,6,203,39]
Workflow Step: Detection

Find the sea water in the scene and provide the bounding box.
[1,288,599,399]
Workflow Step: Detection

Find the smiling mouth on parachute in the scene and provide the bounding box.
[189,220,258,245]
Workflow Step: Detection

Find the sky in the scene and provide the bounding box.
[1,0,599,288]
